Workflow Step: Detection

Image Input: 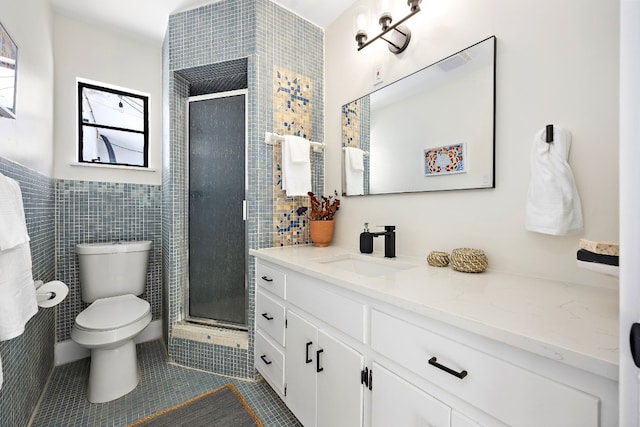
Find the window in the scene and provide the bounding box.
[78,81,149,167]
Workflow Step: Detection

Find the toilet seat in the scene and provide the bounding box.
[76,294,150,331]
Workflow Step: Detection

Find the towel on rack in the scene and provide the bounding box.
[0,173,37,344]
[281,135,311,197]
[525,126,583,235]
[0,172,30,251]
[344,147,365,195]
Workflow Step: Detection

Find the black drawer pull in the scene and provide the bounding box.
[261,275,273,282]
[261,312,274,321]
[316,349,324,373]
[305,341,313,364]
[260,355,272,365]
[428,356,468,379]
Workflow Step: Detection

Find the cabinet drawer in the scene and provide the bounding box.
[256,261,286,299]
[288,275,365,342]
[256,290,285,346]
[255,330,285,397]
[371,310,598,427]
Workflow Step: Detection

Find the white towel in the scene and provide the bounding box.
[281,135,311,197]
[0,241,37,341]
[0,173,30,251]
[525,126,583,235]
[344,147,365,196]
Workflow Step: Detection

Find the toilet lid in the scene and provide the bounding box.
[76,295,150,331]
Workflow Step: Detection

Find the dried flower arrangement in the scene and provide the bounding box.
[296,191,340,221]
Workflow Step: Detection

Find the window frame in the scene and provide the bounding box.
[77,80,150,168]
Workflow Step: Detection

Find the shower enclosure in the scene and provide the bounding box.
[187,90,247,328]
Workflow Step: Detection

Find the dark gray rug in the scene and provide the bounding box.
[129,384,264,427]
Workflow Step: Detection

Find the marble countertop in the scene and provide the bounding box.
[250,245,619,381]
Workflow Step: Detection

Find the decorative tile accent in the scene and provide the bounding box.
[272,66,315,247]
[342,97,371,194]
[0,157,55,427]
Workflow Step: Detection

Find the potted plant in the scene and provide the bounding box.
[297,191,340,247]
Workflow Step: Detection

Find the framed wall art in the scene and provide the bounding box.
[0,21,17,119]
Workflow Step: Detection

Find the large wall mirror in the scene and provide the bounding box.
[342,36,496,196]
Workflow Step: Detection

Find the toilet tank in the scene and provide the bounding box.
[76,241,152,303]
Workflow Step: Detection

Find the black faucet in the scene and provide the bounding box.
[371,226,396,258]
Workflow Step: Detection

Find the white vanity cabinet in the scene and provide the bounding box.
[286,309,364,427]
[253,253,616,427]
[254,262,287,398]
[371,309,599,427]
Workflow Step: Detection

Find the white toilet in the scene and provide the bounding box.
[71,240,152,403]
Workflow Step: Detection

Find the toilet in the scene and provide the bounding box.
[71,240,152,403]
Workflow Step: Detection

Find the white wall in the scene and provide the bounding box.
[0,0,54,176]
[326,0,619,287]
[53,12,162,185]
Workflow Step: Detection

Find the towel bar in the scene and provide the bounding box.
[265,132,325,152]
[342,146,370,156]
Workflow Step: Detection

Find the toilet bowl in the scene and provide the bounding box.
[72,295,151,403]
[72,241,152,403]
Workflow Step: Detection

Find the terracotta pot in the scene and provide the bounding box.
[309,220,335,247]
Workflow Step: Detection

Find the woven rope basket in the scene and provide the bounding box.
[427,251,450,267]
[450,248,488,273]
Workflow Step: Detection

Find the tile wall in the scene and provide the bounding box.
[55,179,162,341]
[0,157,55,427]
[164,0,323,379]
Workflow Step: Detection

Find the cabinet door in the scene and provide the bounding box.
[316,330,364,427]
[371,363,451,427]
[286,310,318,427]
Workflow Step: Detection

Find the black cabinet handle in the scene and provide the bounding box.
[316,349,324,373]
[261,312,274,321]
[261,275,273,282]
[428,356,468,379]
[305,341,313,364]
[260,355,272,365]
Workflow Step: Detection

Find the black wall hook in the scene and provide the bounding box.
[545,124,554,143]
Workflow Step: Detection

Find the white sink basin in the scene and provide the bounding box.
[316,254,415,277]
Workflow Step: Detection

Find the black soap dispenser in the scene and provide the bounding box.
[360,222,373,254]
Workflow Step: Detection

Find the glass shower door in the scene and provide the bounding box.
[188,91,246,327]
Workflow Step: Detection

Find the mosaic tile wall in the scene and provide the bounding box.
[0,157,55,427]
[164,0,323,380]
[55,179,162,342]
[272,66,319,247]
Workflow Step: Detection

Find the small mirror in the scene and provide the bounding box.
[342,36,496,196]
[0,22,18,119]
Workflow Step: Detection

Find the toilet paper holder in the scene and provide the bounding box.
[34,280,69,308]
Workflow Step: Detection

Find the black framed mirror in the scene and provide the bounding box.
[342,36,496,196]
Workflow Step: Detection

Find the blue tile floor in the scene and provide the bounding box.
[30,340,301,426]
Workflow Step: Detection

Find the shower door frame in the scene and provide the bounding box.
[184,89,249,330]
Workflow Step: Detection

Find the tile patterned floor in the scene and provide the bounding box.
[30,340,301,427]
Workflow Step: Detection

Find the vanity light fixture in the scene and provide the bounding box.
[355,0,422,54]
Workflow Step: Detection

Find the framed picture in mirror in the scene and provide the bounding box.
[0,21,17,119]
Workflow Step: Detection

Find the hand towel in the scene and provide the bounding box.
[344,147,365,196]
[525,126,583,235]
[281,135,311,197]
[0,172,30,251]
[0,242,37,341]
